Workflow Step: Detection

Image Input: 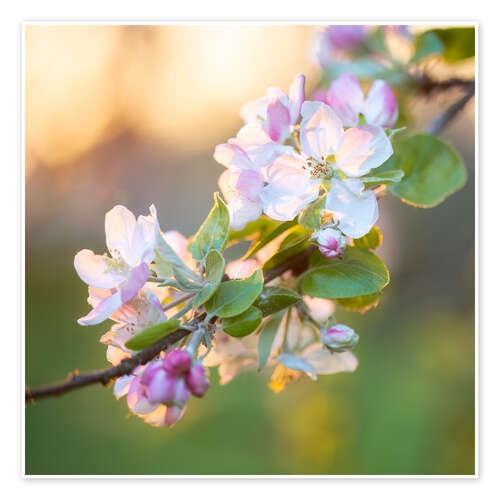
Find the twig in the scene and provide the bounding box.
[25,246,315,404]
[426,82,475,135]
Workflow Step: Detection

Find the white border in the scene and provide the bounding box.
[19,19,478,481]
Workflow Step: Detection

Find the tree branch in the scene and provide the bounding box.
[25,246,315,404]
[426,82,475,135]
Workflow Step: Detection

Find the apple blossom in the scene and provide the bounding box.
[327,73,398,128]
[74,205,158,326]
[317,25,368,67]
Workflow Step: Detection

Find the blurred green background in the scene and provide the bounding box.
[25,25,475,475]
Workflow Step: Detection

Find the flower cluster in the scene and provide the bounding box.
[215,72,397,240]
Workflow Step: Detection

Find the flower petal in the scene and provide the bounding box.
[302,344,358,374]
[300,101,344,159]
[261,153,320,221]
[265,99,291,142]
[214,141,254,170]
[335,125,393,177]
[363,80,399,128]
[119,263,149,305]
[287,73,306,124]
[74,249,124,289]
[327,73,364,127]
[113,375,134,399]
[77,289,123,326]
[240,95,271,123]
[277,354,317,380]
[105,205,138,266]
[325,178,379,238]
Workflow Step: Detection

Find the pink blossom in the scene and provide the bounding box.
[317,25,368,66]
[186,363,210,397]
[74,205,158,326]
[323,324,359,352]
[327,73,398,128]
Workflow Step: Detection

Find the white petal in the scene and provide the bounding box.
[335,125,393,177]
[214,141,254,170]
[325,178,379,238]
[300,101,344,159]
[302,344,359,374]
[277,354,317,380]
[261,153,320,221]
[74,250,124,289]
[288,73,306,124]
[105,205,138,267]
[241,95,272,123]
[113,375,134,399]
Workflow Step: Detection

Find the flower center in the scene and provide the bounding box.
[302,156,332,179]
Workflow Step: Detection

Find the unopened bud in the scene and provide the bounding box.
[314,228,346,258]
[322,324,359,352]
[186,363,210,397]
[163,349,192,376]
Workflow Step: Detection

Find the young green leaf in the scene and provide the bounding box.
[189,192,230,261]
[205,269,264,318]
[242,219,297,260]
[336,292,381,313]
[298,194,326,231]
[228,217,280,245]
[258,313,284,370]
[431,27,475,62]
[192,249,225,308]
[262,226,311,271]
[389,133,467,207]
[410,31,443,64]
[154,232,199,281]
[353,226,382,251]
[300,247,389,299]
[221,306,263,337]
[253,286,301,317]
[124,319,181,351]
[359,169,405,187]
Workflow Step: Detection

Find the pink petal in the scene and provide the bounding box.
[265,99,291,142]
[363,80,398,128]
[77,290,123,326]
[335,125,393,177]
[327,73,364,127]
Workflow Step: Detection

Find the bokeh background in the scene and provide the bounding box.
[25,25,475,475]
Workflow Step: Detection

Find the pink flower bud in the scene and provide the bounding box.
[325,25,366,50]
[315,228,346,258]
[186,363,210,397]
[323,324,359,352]
[163,349,192,376]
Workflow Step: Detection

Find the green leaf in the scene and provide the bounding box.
[359,169,405,187]
[221,306,263,337]
[325,58,390,81]
[431,27,475,62]
[253,286,301,317]
[205,269,264,318]
[410,31,443,64]
[192,249,225,308]
[124,319,181,351]
[353,226,382,251]
[262,226,311,271]
[336,292,381,313]
[389,133,467,207]
[300,247,389,299]
[154,232,199,281]
[228,217,280,245]
[242,219,297,260]
[258,313,284,370]
[298,194,326,231]
[365,27,389,54]
[189,193,230,261]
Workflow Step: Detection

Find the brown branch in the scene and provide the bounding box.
[426,82,475,135]
[25,246,314,404]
